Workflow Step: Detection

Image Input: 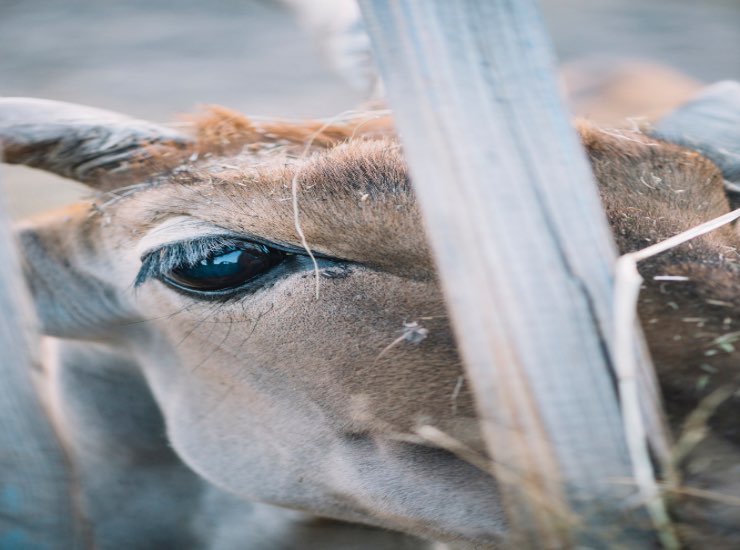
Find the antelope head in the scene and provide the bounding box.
[1,92,738,547]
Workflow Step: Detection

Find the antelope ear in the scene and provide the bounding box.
[651,81,740,194]
[0,98,193,190]
[16,204,138,339]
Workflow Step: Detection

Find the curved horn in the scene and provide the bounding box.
[0,98,193,190]
[651,81,740,189]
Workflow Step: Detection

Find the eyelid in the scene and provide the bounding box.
[136,216,242,259]
[136,216,313,259]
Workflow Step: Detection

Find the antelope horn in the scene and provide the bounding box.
[651,80,740,190]
[0,97,193,190]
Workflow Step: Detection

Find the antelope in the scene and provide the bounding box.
[0,85,738,548]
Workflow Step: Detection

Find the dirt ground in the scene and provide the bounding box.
[1,0,738,218]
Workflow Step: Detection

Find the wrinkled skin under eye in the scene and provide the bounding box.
[164,243,285,291]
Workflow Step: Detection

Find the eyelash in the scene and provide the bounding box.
[135,236,261,288]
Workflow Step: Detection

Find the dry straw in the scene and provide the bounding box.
[614,207,740,549]
[290,109,390,300]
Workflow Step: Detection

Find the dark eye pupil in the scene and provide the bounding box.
[166,244,283,291]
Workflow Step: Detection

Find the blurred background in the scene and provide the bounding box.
[1,0,739,217]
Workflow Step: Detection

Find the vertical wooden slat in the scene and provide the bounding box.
[0,164,81,548]
[358,0,662,546]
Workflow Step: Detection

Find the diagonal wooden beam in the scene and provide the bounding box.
[358,0,668,546]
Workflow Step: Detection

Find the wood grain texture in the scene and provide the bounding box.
[359,0,660,546]
[0,171,83,548]
[652,80,740,184]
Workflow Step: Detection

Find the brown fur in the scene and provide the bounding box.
[580,123,740,421]
[12,107,740,548]
[189,105,395,156]
[577,124,740,546]
[121,116,740,544]
[195,117,739,545]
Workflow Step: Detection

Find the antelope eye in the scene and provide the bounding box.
[164,243,284,291]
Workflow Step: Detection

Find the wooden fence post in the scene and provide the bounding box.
[0,166,82,547]
[358,0,668,546]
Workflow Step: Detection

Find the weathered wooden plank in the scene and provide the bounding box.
[358,0,664,546]
[652,80,740,185]
[0,165,82,548]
